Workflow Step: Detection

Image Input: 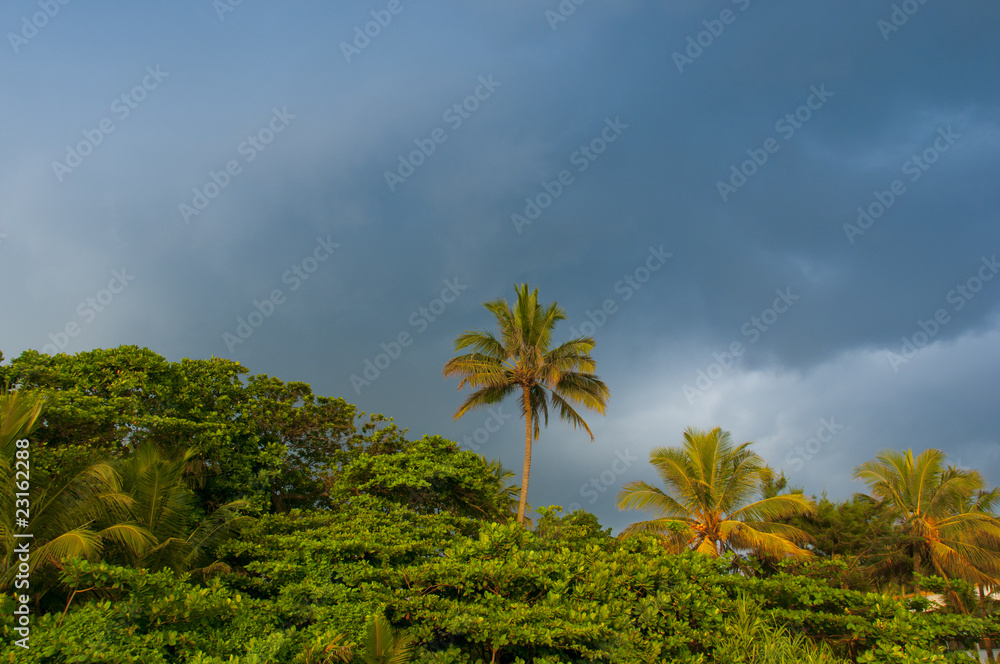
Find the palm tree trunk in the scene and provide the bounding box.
[516,384,532,525]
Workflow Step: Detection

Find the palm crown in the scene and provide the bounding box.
[617,427,816,558]
[117,442,251,574]
[0,389,152,592]
[443,283,610,525]
[853,448,1000,586]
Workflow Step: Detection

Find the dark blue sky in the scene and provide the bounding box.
[2,0,999,531]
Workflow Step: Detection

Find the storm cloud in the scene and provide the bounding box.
[2,0,998,531]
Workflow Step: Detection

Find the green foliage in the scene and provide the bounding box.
[5,346,1000,663]
[791,495,894,561]
[750,571,968,658]
[1,559,258,663]
[4,497,998,663]
[217,498,480,642]
[327,435,517,522]
[391,523,734,662]
[769,495,910,592]
[532,506,614,549]
[0,347,395,513]
[712,595,846,663]
[0,387,45,451]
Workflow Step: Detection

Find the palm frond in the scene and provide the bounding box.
[617,480,691,518]
[0,389,45,458]
[728,494,816,523]
[453,384,518,421]
[546,390,596,440]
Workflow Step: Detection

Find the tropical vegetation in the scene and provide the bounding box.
[0,336,999,662]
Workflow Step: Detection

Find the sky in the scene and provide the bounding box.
[1,1,999,532]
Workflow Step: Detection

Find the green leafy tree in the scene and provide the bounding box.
[617,427,816,558]
[770,494,911,591]
[791,495,897,559]
[326,435,518,522]
[443,284,610,525]
[0,346,390,514]
[532,506,613,549]
[4,558,260,664]
[240,374,360,512]
[854,448,1000,587]
[215,498,485,662]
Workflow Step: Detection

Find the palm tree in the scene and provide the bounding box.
[0,386,45,450]
[443,283,610,525]
[617,427,816,558]
[116,442,251,574]
[0,389,153,592]
[854,448,1000,586]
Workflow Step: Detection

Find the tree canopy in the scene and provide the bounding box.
[2,345,999,663]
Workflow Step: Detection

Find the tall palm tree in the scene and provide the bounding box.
[854,448,1000,586]
[443,284,610,525]
[0,389,152,592]
[617,427,816,558]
